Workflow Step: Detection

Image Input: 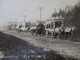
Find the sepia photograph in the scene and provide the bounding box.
[0,0,80,60]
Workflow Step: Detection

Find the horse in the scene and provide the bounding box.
[64,26,73,39]
[20,26,28,32]
[53,27,60,38]
[30,26,38,35]
[45,28,55,38]
[15,24,22,32]
[53,27,64,39]
[59,27,65,39]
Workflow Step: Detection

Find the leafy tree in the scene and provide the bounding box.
[52,12,59,17]
[51,2,80,41]
[70,4,80,28]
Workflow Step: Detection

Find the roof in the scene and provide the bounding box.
[46,17,64,22]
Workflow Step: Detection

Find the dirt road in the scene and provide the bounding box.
[2,30,80,60]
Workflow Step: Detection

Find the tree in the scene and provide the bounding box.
[69,3,80,41]
[70,5,80,28]
[52,12,59,17]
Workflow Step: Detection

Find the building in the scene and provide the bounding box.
[7,21,17,30]
[45,16,64,29]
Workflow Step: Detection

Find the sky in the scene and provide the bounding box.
[0,0,79,27]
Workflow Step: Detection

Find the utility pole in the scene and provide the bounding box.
[38,7,44,21]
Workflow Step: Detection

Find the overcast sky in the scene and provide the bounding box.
[0,0,79,27]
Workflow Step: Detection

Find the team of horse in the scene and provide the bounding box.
[30,23,74,40]
[46,26,74,39]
